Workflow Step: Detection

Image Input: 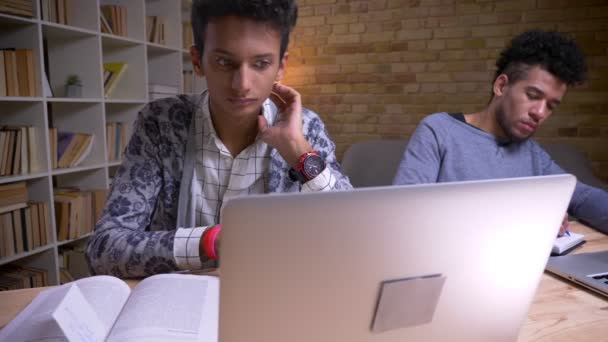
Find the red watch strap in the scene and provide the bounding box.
[203,224,222,260]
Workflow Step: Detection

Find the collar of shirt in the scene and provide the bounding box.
[197,91,278,153]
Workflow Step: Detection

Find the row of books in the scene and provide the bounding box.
[54,188,108,242]
[0,0,34,18]
[0,202,51,258]
[106,121,129,161]
[0,125,40,177]
[0,48,36,97]
[48,128,94,169]
[100,4,127,37]
[0,265,48,291]
[103,62,128,98]
[0,181,27,209]
[183,70,207,94]
[148,83,178,101]
[146,15,166,45]
[182,21,193,49]
[40,0,70,25]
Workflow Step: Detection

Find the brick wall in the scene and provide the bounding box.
[284,0,608,181]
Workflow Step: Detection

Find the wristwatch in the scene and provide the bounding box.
[289,151,326,183]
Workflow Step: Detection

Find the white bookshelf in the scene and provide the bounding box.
[0,0,197,285]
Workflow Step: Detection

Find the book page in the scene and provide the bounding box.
[75,275,131,330]
[0,283,105,342]
[106,274,219,342]
[52,284,107,342]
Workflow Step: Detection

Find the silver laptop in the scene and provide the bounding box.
[219,175,576,342]
[546,251,608,297]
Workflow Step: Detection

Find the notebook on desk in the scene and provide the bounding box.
[219,174,576,342]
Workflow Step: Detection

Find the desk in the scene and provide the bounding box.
[1,223,606,340]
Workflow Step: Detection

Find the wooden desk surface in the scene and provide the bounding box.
[1,224,606,340]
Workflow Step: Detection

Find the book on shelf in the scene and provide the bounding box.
[0,0,34,18]
[149,83,179,100]
[40,0,70,25]
[54,188,108,241]
[105,122,130,161]
[50,130,94,169]
[1,125,40,175]
[146,16,166,45]
[0,265,48,291]
[0,181,27,208]
[100,9,113,34]
[182,21,193,49]
[1,48,36,97]
[103,62,128,98]
[58,245,89,281]
[0,50,6,96]
[0,201,51,258]
[0,273,219,341]
[100,5,127,37]
[183,71,207,94]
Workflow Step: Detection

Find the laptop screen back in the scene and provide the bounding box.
[219,175,575,342]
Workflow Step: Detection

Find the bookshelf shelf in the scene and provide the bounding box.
[57,232,94,247]
[0,245,55,267]
[0,172,48,185]
[146,42,181,53]
[46,97,103,103]
[0,0,194,287]
[0,12,38,25]
[51,163,107,176]
[105,99,147,104]
[0,96,44,102]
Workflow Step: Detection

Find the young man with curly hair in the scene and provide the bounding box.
[393,30,608,234]
[86,0,352,278]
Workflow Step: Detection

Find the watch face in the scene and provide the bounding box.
[303,154,325,179]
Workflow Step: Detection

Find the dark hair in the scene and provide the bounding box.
[191,0,298,60]
[494,30,587,86]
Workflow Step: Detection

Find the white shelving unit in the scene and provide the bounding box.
[0,0,197,285]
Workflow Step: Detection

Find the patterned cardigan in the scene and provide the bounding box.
[86,94,352,278]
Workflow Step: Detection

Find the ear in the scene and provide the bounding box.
[275,52,288,82]
[493,74,509,97]
[190,45,204,77]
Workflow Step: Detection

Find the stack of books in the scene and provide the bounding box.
[54,188,108,242]
[0,48,36,97]
[40,0,70,25]
[146,16,166,45]
[148,83,178,101]
[100,4,127,37]
[0,125,40,176]
[106,121,129,161]
[0,181,52,258]
[0,265,48,290]
[182,21,193,49]
[0,0,34,18]
[103,62,127,98]
[47,128,94,169]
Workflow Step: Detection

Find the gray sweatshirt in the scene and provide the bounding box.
[393,112,608,234]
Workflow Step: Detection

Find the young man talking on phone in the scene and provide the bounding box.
[86,0,352,278]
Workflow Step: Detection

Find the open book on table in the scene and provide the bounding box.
[0,274,219,342]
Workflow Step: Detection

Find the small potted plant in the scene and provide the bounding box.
[65,74,82,98]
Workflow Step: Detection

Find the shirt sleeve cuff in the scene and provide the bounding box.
[301,167,335,192]
[173,227,207,270]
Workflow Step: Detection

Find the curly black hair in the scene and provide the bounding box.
[191,0,298,59]
[495,30,587,86]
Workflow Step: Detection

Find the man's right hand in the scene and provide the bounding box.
[558,213,570,237]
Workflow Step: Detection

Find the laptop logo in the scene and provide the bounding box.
[371,273,446,333]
